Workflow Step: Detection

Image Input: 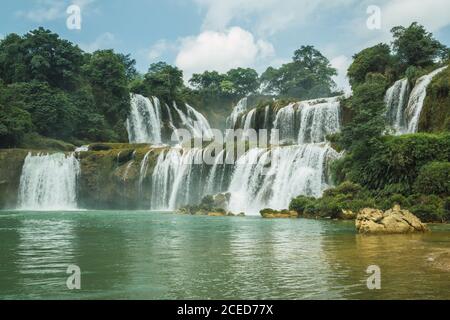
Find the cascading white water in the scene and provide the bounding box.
[173,102,213,139]
[127,94,162,144]
[272,103,297,144]
[150,148,206,210]
[227,144,340,215]
[270,97,341,144]
[297,97,341,143]
[405,66,447,133]
[146,95,343,214]
[18,153,80,210]
[227,97,248,129]
[384,66,447,134]
[385,78,409,134]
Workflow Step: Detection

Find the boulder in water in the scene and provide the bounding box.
[356,205,429,234]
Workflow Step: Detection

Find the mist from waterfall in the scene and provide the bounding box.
[18,153,80,211]
[227,97,248,129]
[384,66,447,134]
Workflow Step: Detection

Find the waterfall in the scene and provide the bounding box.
[405,66,447,133]
[173,102,213,139]
[18,153,80,211]
[150,148,206,210]
[270,97,341,144]
[143,95,342,214]
[297,97,341,143]
[227,144,339,215]
[126,94,162,144]
[384,66,447,134]
[227,97,248,129]
[385,79,409,134]
[272,103,297,144]
[204,149,226,196]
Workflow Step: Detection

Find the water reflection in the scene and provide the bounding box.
[0,211,449,299]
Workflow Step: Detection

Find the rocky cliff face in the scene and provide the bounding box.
[0,144,167,210]
[0,149,29,209]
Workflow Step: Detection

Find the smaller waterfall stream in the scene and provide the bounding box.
[384,66,447,134]
[405,66,447,133]
[18,153,80,210]
[127,94,162,144]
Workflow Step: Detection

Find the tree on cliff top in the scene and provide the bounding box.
[260,45,337,99]
[391,22,447,69]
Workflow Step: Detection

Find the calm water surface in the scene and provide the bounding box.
[0,210,449,299]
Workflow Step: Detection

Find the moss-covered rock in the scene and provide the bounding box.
[0,149,29,208]
[77,144,166,209]
[419,63,450,133]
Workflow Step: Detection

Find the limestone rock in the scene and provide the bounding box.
[260,209,299,219]
[356,205,429,234]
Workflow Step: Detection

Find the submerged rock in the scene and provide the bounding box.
[356,205,429,234]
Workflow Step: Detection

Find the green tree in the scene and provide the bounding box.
[391,22,447,68]
[189,71,225,94]
[142,62,184,103]
[225,67,259,96]
[0,101,32,147]
[83,49,130,140]
[261,45,337,99]
[2,81,77,139]
[347,43,392,88]
[0,28,84,90]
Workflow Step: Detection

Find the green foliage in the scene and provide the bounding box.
[83,49,130,140]
[0,101,32,148]
[340,73,387,158]
[140,62,184,104]
[189,67,259,98]
[260,45,338,99]
[347,43,393,87]
[419,62,450,132]
[289,182,375,219]
[0,29,132,145]
[1,81,77,139]
[288,195,316,213]
[413,162,450,196]
[391,22,447,69]
[0,28,84,90]
[363,133,450,191]
[407,194,447,222]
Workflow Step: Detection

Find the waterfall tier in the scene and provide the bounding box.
[384,66,447,134]
[18,153,80,211]
[126,93,213,144]
[231,96,341,144]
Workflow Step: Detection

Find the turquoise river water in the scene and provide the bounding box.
[0,210,449,299]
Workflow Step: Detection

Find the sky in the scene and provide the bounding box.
[1,0,450,93]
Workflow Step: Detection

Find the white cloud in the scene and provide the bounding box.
[330,55,352,94]
[79,32,116,53]
[194,0,355,36]
[381,0,450,32]
[147,40,177,61]
[175,27,275,80]
[16,0,96,22]
[17,0,64,22]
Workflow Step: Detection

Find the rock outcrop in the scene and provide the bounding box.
[260,209,299,219]
[356,205,429,234]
